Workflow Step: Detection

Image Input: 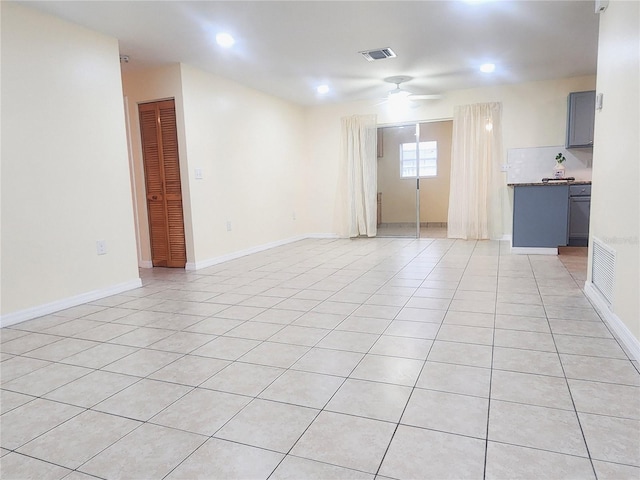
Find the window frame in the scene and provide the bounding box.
[399,140,438,179]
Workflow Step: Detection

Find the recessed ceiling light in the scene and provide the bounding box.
[216,33,235,48]
[480,63,496,73]
[316,85,330,95]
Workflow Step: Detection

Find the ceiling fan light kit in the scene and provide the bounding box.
[480,63,496,73]
[382,76,443,104]
[215,32,235,48]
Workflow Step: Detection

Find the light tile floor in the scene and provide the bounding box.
[377,225,448,238]
[1,238,639,480]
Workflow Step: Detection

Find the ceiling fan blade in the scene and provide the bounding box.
[408,94,444,100]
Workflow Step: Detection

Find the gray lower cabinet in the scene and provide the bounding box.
[512,185,569,248]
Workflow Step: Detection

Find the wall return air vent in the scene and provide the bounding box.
[592,237,616,306]
[360,48,396,61]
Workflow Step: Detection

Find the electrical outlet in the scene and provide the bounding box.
[96,240,107,255]
[226,221,232,232]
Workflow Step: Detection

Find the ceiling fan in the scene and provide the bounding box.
[381,75,443,105]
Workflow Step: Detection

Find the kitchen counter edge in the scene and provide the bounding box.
[507,181,592,187]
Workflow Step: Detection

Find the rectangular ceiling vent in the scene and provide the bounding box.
[360,48,396,61]
[592,237,616,306]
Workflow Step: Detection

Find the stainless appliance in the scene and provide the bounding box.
[568,184,591,246]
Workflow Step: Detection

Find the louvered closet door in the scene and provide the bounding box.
[139,99,186,268]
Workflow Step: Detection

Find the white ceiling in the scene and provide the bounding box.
[20,0,599,106]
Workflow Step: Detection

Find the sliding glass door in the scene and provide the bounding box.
[376,124,420,237]
[376,121,453,238]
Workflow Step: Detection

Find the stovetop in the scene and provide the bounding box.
[541,177,576,183]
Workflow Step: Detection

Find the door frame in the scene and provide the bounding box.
[137,98,187,268]
[123,95,147,268]
[376,118,453,238]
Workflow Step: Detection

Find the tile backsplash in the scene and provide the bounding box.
[507,146,592,184]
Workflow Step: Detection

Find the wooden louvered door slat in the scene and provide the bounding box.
[158,103,187,266]
[139,99,186,268]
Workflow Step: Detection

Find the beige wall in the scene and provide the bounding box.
[1,3,140,320]
[0,3,608,328]
[419,121,452,223]
[377,122,452,224]
[179,64,307,267]
[588,0,639,340]
[377,126,420,224]
[304,75,596,237]
[121,64,193,267]
[123,63,308,268]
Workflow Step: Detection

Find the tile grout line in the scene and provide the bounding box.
[373,237,472,478]
[482,239,502,480]
[164,239,416,479]
[76,244,328,479]
[3,239,636,478]
[529,253,599,480]
[270,237,440,478]
[258,239,425,478]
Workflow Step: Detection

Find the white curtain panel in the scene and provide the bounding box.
[342,114,378,237]
[448,102,503,240]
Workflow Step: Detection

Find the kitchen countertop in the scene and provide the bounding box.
[508,180,592,187]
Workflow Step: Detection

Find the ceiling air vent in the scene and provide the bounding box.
[360,48,396,61]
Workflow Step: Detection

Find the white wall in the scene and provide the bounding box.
[588,0,639,341]
[304,75,596,237]
[1,3,140,322]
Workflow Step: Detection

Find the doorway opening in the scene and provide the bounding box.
[376,120,453,238]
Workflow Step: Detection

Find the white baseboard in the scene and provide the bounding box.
[138,260,153,269]
[0,278,143,328]
[185,233,340,271]
[500,234,512,242]
[510,247,558,255]
[305,233,341,239]
[584,281,640,362]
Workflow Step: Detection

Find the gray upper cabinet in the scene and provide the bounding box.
[566,90,595,148]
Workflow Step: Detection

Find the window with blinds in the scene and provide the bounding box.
[400,141,438,178]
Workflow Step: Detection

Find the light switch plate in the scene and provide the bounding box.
[195,168,203,179]
[96,240,107,255]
